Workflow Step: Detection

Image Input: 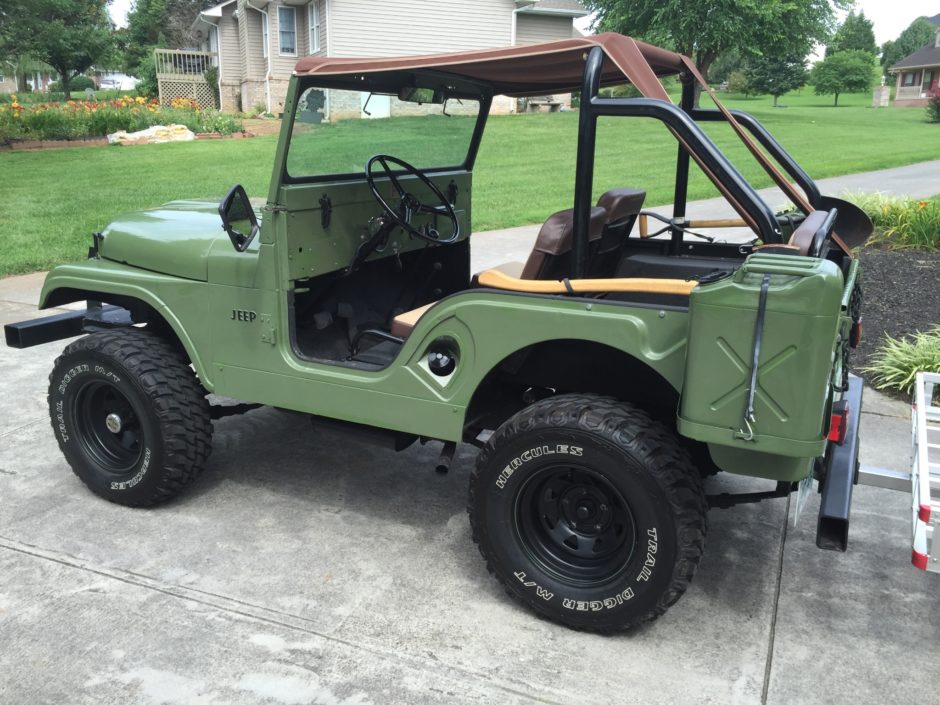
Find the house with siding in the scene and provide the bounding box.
[192,0,588,116]
[889,13,940,107]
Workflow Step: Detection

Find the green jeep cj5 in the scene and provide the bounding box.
[5,34,871,631]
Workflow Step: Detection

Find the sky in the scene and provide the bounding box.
[110,0,938,45]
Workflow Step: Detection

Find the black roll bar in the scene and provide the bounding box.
[690,108,822,208]
[571,47,783,276]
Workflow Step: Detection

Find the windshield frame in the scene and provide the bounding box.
[278,72,493,186]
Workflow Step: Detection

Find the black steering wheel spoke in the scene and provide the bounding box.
[365,154,460,244]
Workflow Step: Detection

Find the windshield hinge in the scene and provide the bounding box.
[264,204,288,213]
[319,194,333,228]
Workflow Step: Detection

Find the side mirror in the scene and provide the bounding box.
[219,184,259,252]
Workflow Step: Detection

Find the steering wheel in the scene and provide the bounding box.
[365,155,460,244]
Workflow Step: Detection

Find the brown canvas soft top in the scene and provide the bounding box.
[293,32,680,101]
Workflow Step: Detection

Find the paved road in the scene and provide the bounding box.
[1,158,939,704]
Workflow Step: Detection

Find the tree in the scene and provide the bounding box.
[709,51,744,85]
[745,53,808,107]
[123,0,215,76]
[880,17,937,76]
[588,0,849,106]
[810,49,875,106]
[826,10,877,56]
[0,0,113,99]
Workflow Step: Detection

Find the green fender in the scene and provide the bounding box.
[38,260,215,392]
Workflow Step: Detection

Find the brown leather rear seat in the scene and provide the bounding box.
[520,206,608,280]
[591,188,645,277]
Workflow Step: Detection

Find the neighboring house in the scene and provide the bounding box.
[889,13,940,107]
[192,0,588,116]
[0,59,56,94]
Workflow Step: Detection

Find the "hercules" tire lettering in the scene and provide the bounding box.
[495,444,583,489]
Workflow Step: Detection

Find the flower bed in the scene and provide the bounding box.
[0,95,242,143]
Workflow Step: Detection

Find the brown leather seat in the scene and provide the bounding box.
[788,210,829,256]
[589,188,646,277]
[520,206,608,280]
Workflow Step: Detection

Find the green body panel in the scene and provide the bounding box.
[98,200,230,282]
[275,173,471,281]
[679,255,844,460]
[40,256,688,441]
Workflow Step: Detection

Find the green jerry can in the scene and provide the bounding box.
[678,253,844,461]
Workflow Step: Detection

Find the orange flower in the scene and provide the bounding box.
[918,201,929,209]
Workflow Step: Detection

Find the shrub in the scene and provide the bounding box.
[134,54,159,99]
[863,327,940,395]
[927,95,940,124]
[727,70,750,96]
[47,75,96,93]
[845,192,940,251]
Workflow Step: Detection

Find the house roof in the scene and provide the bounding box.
[517,0,590,17]
[889,13,940,70]
[193,0,235,27]
[293,32,681,99]
[890,43,940,71]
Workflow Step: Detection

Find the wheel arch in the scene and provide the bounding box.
[464,338,679,432]
[42,285,213,391]
[463,338,720,477]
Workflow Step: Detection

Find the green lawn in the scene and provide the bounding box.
[1,88,937,276]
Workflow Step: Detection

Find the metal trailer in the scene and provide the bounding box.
[912,372,939,572]
[858,371,939,573]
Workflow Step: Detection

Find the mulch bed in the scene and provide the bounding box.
[852,246,940,385]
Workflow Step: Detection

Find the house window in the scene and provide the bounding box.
[902,72,915,86]
[923,70,935,90]
[279,6,297,56]
[308,2,320,54]
[261,12,269,59]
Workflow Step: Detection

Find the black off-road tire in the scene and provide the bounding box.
[48,328,212,507]
[468,394,707,632]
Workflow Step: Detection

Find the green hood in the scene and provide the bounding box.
[99,200,227,281]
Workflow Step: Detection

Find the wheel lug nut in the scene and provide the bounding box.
[600,504,608,512]
[594,523,602,531]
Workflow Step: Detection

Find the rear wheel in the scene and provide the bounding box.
[48,328,212,507]
[468,394,707,631]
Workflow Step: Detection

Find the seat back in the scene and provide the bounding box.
[520,206,608,280]
[589,188,646,277]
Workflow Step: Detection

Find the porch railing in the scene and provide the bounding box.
[154,49,219,109]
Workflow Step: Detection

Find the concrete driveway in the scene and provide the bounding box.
[1,266,938,705]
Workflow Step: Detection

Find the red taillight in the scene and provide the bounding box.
[850,320,862,348]
[919,503,932,523]
[828,404,849,444]
[912,549,929,571]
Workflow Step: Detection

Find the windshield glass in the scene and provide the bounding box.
[286,87,481,179]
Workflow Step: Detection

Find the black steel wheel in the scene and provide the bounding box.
[468,394,707,632]
[516,465,637,584]
[48,328,212,506]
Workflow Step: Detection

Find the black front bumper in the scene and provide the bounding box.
[816,375,864,551]
[4,304,132,349]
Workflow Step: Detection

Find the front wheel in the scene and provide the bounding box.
[468,394,707,631]
[48,328,212,507]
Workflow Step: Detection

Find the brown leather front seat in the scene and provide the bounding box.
[589,188,646,277]
[520,206,608,280]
